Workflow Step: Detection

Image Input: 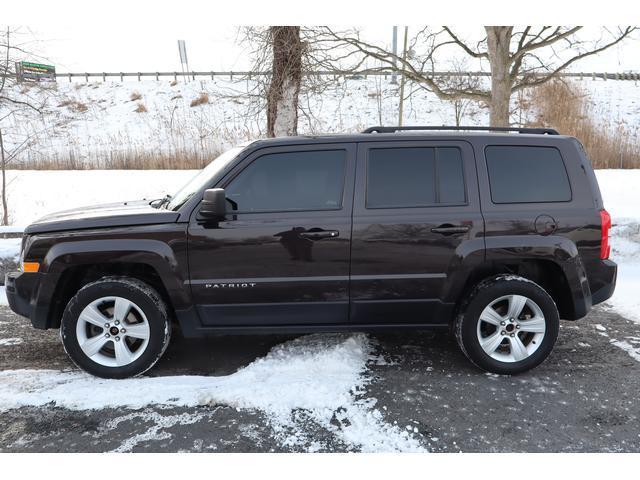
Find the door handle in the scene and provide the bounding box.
[299,230,340,240]
[431,225,470,235]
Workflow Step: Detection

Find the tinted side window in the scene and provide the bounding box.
[366,147,465,208]
[485,146,571,204]
[438,147,466,204]
[226,150,346,212]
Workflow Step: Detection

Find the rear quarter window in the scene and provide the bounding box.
[485,145,572,204]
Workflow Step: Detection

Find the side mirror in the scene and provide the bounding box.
[199,188,227,219]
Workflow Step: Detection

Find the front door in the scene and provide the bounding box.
[187,143,356,326]
[350,140,483,325]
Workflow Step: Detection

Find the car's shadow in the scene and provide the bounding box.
[149,327,463,378]
[151,329,300,377]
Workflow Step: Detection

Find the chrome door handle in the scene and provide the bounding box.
[431,225,470,235]
[299,230,339,240]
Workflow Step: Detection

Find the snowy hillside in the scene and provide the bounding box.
[3,77,640,167]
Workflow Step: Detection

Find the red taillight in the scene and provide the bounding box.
[600,209,612,260]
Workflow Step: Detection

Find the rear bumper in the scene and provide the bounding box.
[590,259,617,306]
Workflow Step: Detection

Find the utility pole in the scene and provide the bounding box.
[398,26,408,126]
[177,40,190,83]
[391,26,398,85]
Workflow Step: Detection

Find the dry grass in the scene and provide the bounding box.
[58,99,88,113]
[130,91,143,101]
[134,102,148,113]
[190,92,209,107]
[12,148,220,170]
[525,79,640,169]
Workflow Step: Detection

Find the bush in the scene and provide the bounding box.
[134,102,147,113]
[58,99,88,113]
[525,79,640,169]
[190,92,209,107]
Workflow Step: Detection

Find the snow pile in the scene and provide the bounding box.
[0,333,425,452]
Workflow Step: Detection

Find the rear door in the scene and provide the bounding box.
[350,140,483,325]
[187,143,356,327]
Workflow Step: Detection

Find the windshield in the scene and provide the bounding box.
[166,146,245,211]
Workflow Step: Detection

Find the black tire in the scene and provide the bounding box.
[455,274,559,375]
[60,277,171,379]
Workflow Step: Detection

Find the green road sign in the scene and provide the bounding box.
[16,61,56,82]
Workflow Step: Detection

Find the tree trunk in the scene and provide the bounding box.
[486,26,513,127]
[0,128,7,226]
[267,26,302,137]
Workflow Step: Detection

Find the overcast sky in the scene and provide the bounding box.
[15,25,640,74]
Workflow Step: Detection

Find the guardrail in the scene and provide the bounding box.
[51,70,640,82]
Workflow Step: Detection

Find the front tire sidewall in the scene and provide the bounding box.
[61,278,170,379]
[459,278,559,375]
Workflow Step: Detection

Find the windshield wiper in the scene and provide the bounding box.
[150,194,172,209]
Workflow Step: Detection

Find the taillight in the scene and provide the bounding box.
[600,209,612,260]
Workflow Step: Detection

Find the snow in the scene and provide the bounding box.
[2,170,196,227]
[596,170,640,325]
[2,77,639,166]
[0,238,21,258]
[0,333,425,452]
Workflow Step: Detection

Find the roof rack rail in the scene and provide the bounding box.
[362,126,559,135]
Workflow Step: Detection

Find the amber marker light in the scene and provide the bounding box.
[22,262,40,273]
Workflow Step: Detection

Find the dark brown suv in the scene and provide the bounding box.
[5,126,617,378]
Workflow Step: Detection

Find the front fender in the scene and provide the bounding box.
[32,238,192,329]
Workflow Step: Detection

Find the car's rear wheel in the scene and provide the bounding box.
[60,277,171,379]
[455,275,559,375]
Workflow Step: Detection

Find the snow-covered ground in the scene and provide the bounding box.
[3,77,639,166]
[2,170,196,227]
[0,333,423,452]
[597,171,640,324]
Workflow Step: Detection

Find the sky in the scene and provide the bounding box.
[13,25,639,75]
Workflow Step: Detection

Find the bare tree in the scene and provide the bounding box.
[0,27,48,224]
[321,26,636,126]
[267,26,303,137]
[227,26,363,137]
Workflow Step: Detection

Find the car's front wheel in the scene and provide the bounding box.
[455,275,559,375]
[60,277,171,379]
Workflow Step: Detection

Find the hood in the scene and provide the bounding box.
[24,200,181,234]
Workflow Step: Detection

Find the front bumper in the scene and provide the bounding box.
[5,271,34,319]
[4,271,53,330]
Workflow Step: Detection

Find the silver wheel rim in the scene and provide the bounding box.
[476,294,546,363]
[76,296,151,367]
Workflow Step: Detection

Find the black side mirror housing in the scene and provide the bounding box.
[199,188,227,219]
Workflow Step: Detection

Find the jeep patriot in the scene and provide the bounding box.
[5,126,617,378]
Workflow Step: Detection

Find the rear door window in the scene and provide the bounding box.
[485,146,571,204]
[366,147,466,208]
